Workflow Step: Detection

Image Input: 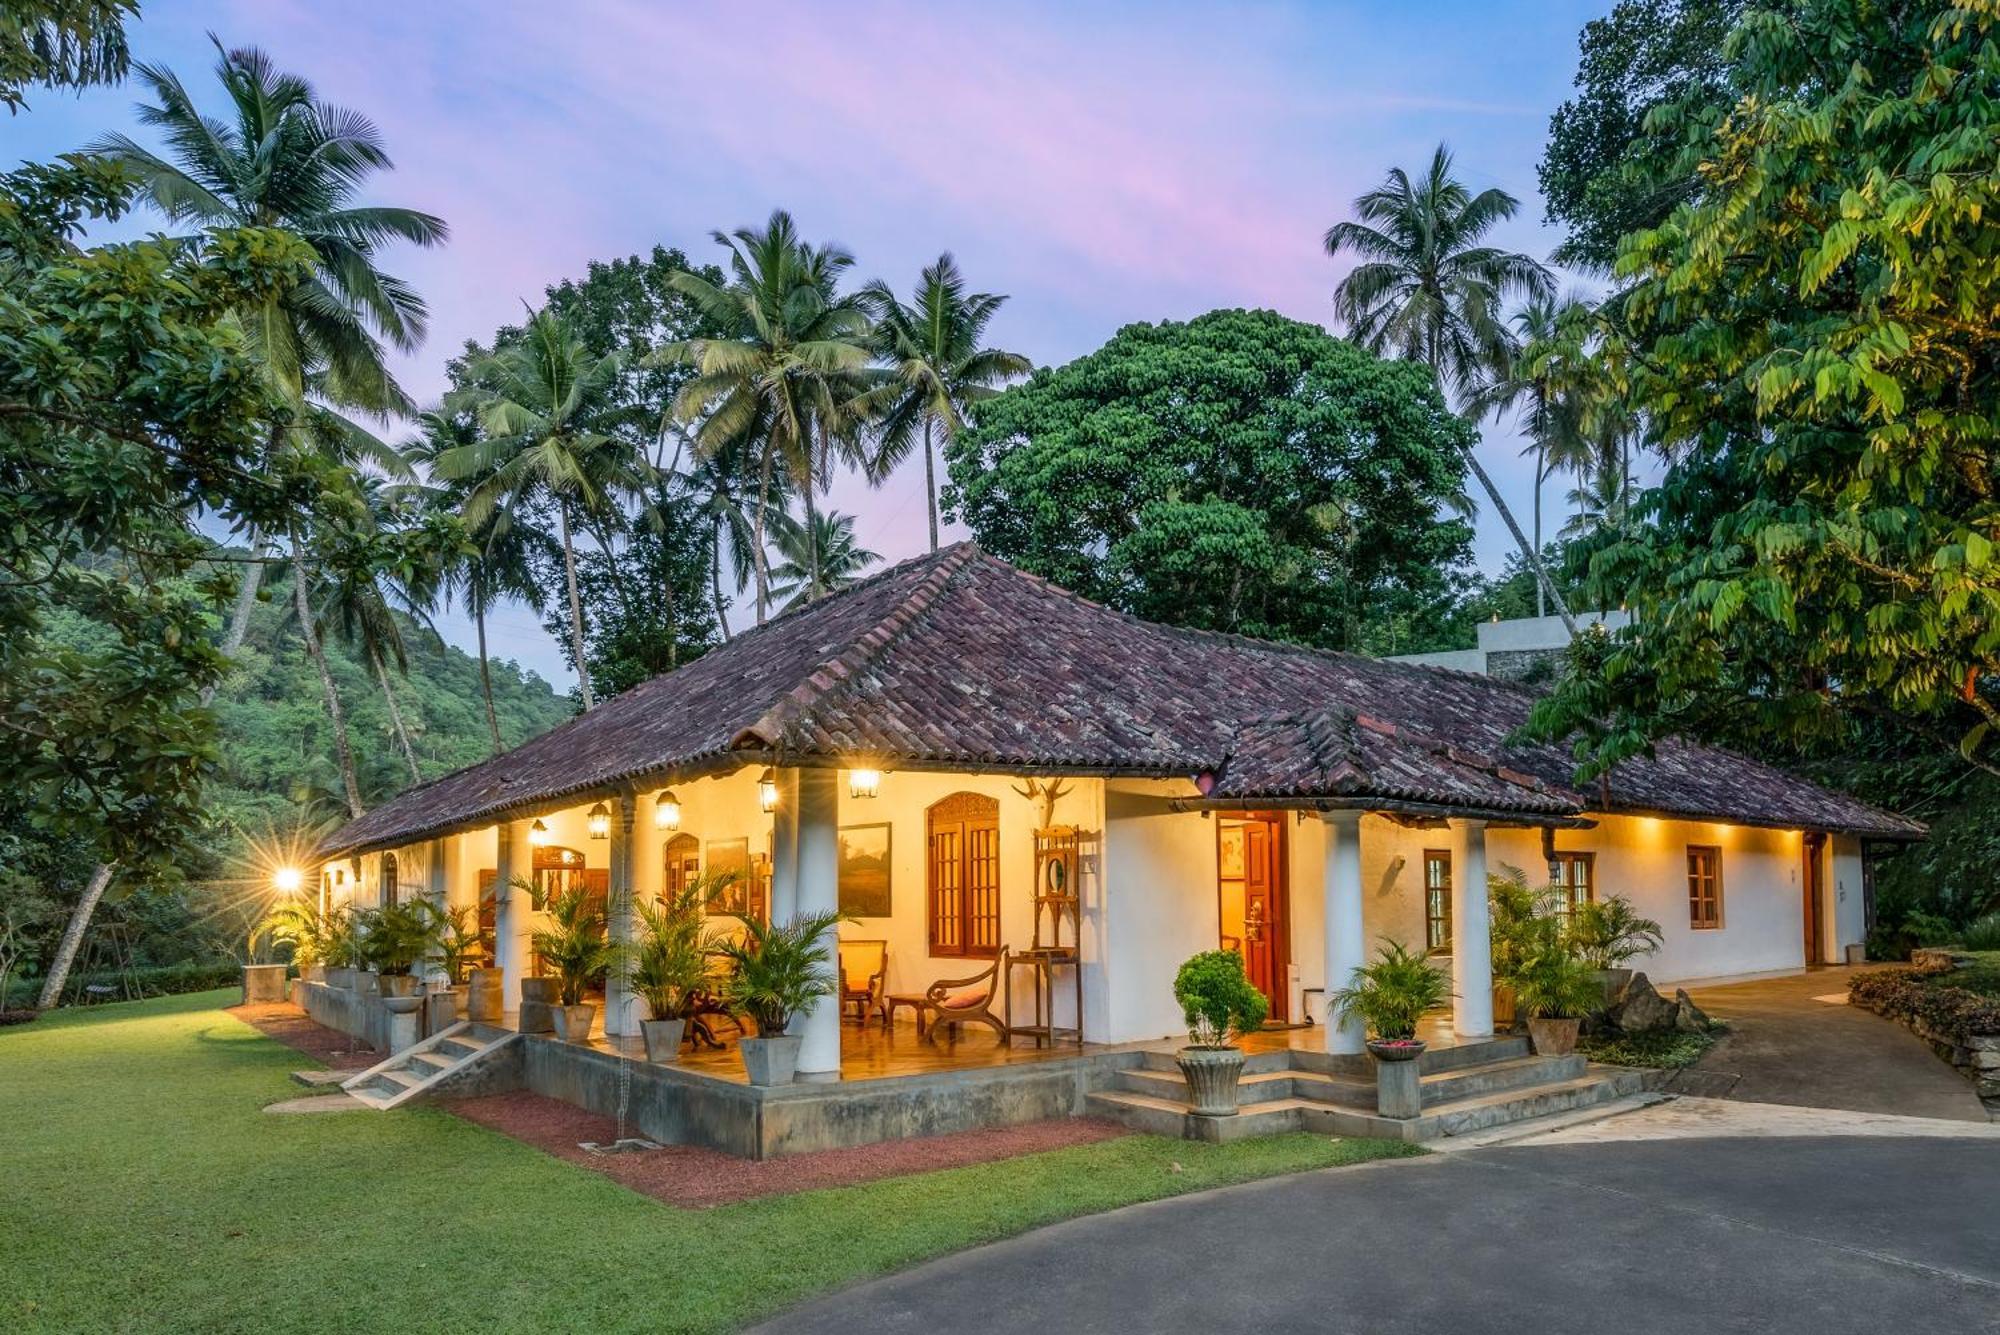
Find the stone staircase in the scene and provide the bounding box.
[1086,1036,1646,1143]
[341,1022,518,1111]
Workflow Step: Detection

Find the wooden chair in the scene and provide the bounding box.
[917,947,1010,1043]
[838,939,889,1025]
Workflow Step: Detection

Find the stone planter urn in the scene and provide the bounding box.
[383,993,423,1054]
[302,963,327,985]
[552,1002,596,1044]
[378,973,420,1000]
[240,963,288,1004]
[1367,1038,1425,1119]
[642,1017,686,1063]
[1527,1016,1581,1057]
[518,976,559,1034]
[327,966,358,992]
[1176,1046,1247,1116]
[738,1034,802,1086]
[466,967,504,1023]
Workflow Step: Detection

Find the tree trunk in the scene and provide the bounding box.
[1533,440,1546,619]
[752,448,774,625]
[36,862,114,1010]
[474,583,503,754]
[292,532,365,819]
[1462,440,1579,636]
[372,644,421,783]
[559,502,597,710]
[711,532,732,642]
[804,481,822,602]
[923,417,939,552]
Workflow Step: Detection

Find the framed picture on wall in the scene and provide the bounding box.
[1219,825,1246,880]
[705,837,750,915]
[838,822,893,917]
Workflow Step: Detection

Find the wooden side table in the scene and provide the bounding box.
[883,992,929,1035]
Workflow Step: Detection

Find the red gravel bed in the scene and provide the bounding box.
[227,1000,379,1071]
[446,1089,1130,1208]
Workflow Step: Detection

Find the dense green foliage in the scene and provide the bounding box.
[1327,940,1451,1042]
[1528,2,2000,786]
[1538,0,1745,271]
[1172,949,1269,1047]
[0,989,1419,1333]
[1578,1026,1719,1069]
[945,308,1476,652]
[1849,960,2000,1040]
[2,0,133,111]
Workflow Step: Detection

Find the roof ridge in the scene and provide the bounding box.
[729,542,981,754]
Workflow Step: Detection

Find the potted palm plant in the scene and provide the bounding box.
[355,900,445,998]
[1488,866,1560,1029]
[1567,896,1664,1004]
[261,901,336,985]
[1328,939,1452,1062]
[628,876,724,1063]
[433,905,490,1018]
[531,885,617,1043]
[711,910,845,1086]
[1507,944,1602,1056]
[1171,950,1269,1116]
[321,906,360,990]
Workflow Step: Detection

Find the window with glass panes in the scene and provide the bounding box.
[1423,850,1452,952]
[1687,845,1723,929]
[1552,851,1595,921]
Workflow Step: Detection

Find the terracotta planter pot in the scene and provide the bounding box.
[738,1034,802,1086]
[1527,1016,1581,1056]
[642,1018,686,1063]
[378,973,420,999]
[552,1002,596,1043]
[1176,1046,1246,1116]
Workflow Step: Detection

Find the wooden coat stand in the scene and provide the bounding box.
[1010,825,1089,1048]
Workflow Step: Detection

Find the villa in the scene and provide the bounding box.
[304,543,1921,1155]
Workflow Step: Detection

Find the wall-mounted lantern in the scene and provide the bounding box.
[758,768,779,814]
[653,789,681,831]
[586,801,611,840]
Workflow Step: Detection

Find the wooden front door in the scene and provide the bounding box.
[1236,815,1288,1022]
[1803,833,1826,965]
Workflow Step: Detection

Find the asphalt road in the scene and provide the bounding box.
[755,1132,2000,1334]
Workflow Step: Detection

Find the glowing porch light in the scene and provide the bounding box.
[653,789,681,831]
[586,801,611,840]
[758,769,779,814]
[528,819,551,847]
[849,768,882,800]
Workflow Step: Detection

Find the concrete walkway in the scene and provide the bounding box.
[1671,967,1987,1120]
[759,1110,2000,1334]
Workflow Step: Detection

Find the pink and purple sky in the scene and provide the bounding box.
[10,0,1614,684]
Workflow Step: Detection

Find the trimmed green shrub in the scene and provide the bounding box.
[4,961,241,1010]
[1174,949,1268,1046]
[1959,913,2000,953]
[1848,967,2000,1042]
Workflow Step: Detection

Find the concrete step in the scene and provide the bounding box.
[1135,1047,1296,1077]
[1419,1054,1586,1105]
[438,1037,485,1060]
[1084,1090,1316,1143]
[410,1049,460,1072]
[1112,1066,1368,1107]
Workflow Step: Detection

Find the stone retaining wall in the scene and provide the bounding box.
[1848,961,2000,1116]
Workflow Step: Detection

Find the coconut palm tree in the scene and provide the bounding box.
[657,211,877,623]
[439,309,637,711]
[1562,441,1634,539]
[1465,292,1594,616]
[767,509,881,610]
[857,255,1030,550]
[93,39,447,657]
[1326,145,1576,633]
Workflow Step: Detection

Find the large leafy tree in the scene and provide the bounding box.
[945,308,1475,650]
[1538,0,1745,272]
[858,254,1030,551]
[1529,1,2000,779]
[3,0,133,111]
[1324,145,1571,630]
[660,211,876,621]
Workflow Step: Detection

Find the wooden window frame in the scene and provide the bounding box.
[928,792,1000,959]
[662,832,701,901]
[1688,845,1724,930]
[381,851,400,907]
[1552,851,1595,921]
[1422,849,1452,954]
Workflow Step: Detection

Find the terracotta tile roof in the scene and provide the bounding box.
[319,543,1923,856]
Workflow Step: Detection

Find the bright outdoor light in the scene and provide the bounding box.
[653,789,681,831]
[587,801,611,840]
[758,768,779,814]
[849,768,881,800]
[272,865,303,894]
[528,818,551,847]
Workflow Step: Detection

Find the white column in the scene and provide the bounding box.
[1320,810,1366,1056]
[794,767,841,1078]
[425,838,449,985]
[494,819,531,1020]
[605,792,640,1037]
[769,769,800,923]
[1451,818,1494,1038]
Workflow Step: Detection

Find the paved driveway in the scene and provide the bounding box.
[1675,967,1987,1120]
[758,1108,2000,1335]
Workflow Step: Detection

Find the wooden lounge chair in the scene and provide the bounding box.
[838,939,889,1025]
[917,948,1010,1042]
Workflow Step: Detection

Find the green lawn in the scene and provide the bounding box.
[2,991,1418,1334]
